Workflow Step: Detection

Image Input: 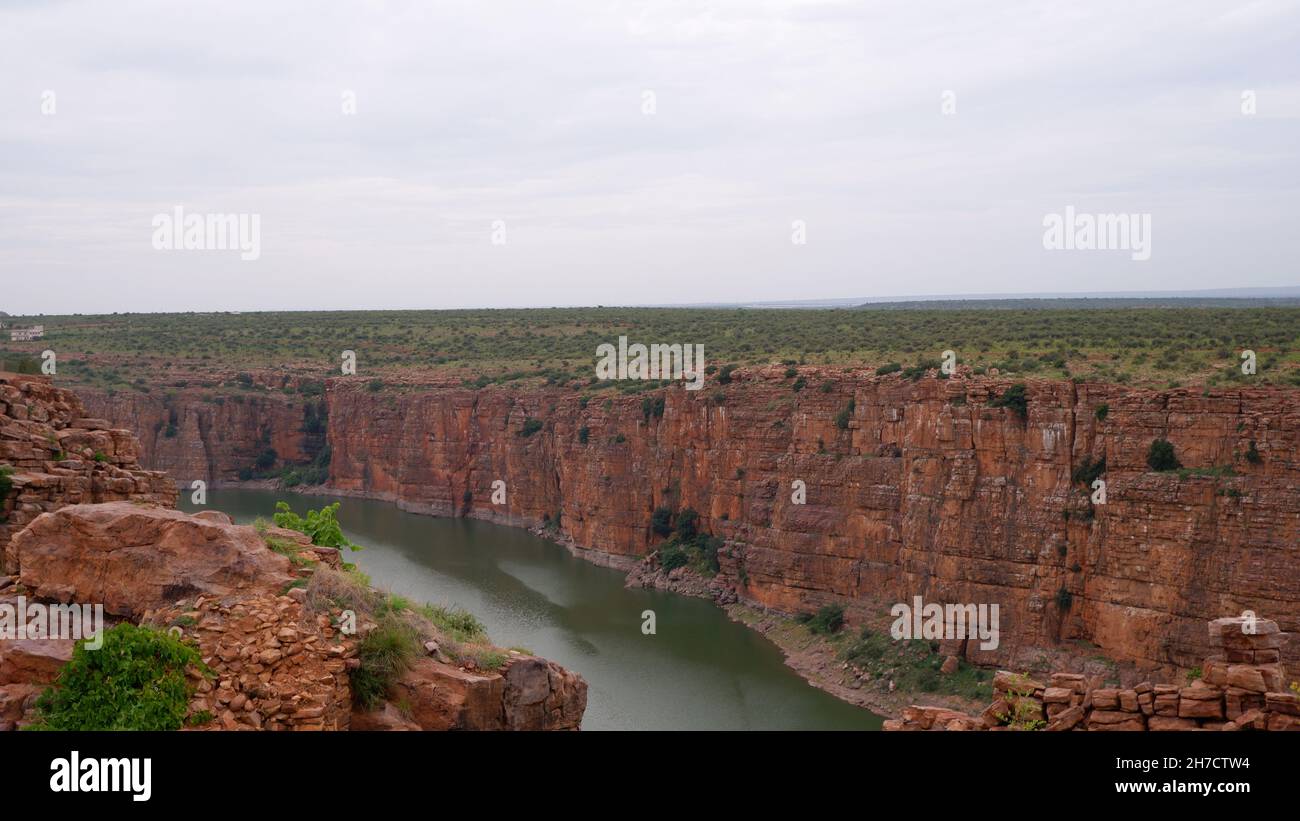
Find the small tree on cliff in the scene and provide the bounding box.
[991,383,1029,421]
[1146,438,1181,472]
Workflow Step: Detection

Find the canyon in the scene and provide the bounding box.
[76,365,1300,686]
[0,372,587,731]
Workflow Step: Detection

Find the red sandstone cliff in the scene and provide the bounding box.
[0,372,176,568]
[79,367,1300,681]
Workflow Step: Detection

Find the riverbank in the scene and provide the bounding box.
[240,479,975,720]
[190,485,883,729]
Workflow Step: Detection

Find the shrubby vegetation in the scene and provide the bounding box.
[272,501,362,551]
[839,626,993,701]
[796,604,845,635]
[651,507,722,575]
[1146,438,1181,471]
[305,566,498,710]
[990,383,1029,420]
[30,623,209,730]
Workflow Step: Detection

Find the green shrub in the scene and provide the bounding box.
[350,615,421,711]
[798,604,845,635]
[1071,455,1106,486]
[419,603,487,643]
[651,506,674,537]
[1246,440,1262,464]
[1055,587,1073,610]
[273,501,362,551]
[717,364,738,385]
[1094,403,1109,421]
[31,624,208,730]
[1146,438,1181,471]
[834,399,855,430]
[658,543,689,571]
[518,418,543,437]
[674,508,699,541]
[875,362,902,375]
[641,395,665,422]
[577,426,590,444]
[991,383,1029,420]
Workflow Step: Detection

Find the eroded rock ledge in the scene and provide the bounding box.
[887,617,1298,731]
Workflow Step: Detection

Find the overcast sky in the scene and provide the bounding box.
[1,0,1297,314]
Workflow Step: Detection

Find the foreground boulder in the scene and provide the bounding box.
[0,372,175,570]
[11,501,294,619]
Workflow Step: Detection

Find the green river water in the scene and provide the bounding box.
[183,487,883,731]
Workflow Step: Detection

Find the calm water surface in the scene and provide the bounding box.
[184,488,882,731]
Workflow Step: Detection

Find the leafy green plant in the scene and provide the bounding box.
[273,501,362,551]
[31,624,208,730]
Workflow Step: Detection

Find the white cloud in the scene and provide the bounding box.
[0,0,1296,312]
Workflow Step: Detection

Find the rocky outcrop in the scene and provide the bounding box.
[354,653,586,732]
[147,592,356,731]
[1,499,588,730]
[11,502,296,619]
[0,372,175,569]
[83,368,1300,681]
[886,616,1299,731]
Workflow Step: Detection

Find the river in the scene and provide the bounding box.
[183,487,883,730]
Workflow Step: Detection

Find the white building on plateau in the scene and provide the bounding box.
[9,325,44,341]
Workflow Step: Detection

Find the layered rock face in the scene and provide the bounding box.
[0,372,176,569]
[85,368,1300,681]
[80,387,318,485]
